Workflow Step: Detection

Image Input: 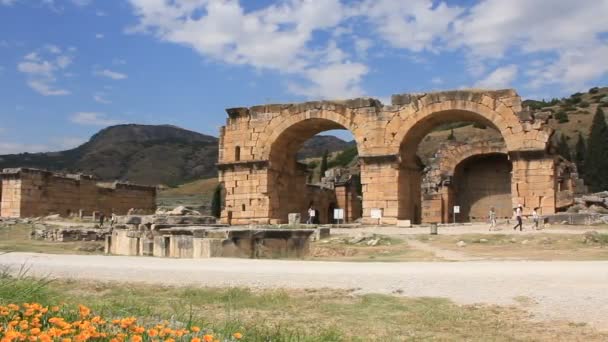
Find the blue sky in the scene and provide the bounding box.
[1,0,607,154]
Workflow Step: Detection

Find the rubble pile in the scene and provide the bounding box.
[31,224,109,242]
[568,192,608,214]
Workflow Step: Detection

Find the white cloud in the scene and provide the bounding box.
[452,0,608,89]
[17,46,74,96]
[94,68,127,80]
[95,33,104,39]
[127,0,367,98]
[359,0,464,52]
[0,0,17,6]
[70,112,122,126]
[112,58,126,65]
[475,65,518,89]
[27,79,70,96]
[288,62,368,99]
[93,92,111,104]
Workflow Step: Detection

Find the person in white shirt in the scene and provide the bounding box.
[306,206,315,224]
[513,204,523,231]
[489,207,497,231]
[532,208,540,230]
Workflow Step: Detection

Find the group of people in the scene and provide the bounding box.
[488,205,540,231]
[98,212,117,227]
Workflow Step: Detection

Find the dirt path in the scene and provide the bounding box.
[1,252,607,330]
[332,224,608,237]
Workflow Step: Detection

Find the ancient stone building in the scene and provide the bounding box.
[218,89,555,225]
[420,140,584,223]
[0,168,156,218]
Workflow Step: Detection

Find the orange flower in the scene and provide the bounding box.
[191,338,201,342]
[202,335,214,342]
[148,329,159,337]
[78,305,90,318]
[190,326,201,333]
[61,339,72,342]
[131,335,142,342]
[164,339,175,342]
[51,306,60,313]
[29,328,41,336]
[233,332,243,340]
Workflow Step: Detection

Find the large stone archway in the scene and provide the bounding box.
[218,89,555,225]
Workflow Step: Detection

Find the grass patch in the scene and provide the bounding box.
[0,276,606,341]
[0,224,104,255]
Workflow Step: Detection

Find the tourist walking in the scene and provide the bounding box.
[513,204,523,231]
[532,207,540,230]
[489,207,497,231]
[306,206,315,224]
[99,212,105,227]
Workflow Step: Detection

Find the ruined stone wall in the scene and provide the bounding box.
[334,182,361,222]
[219,89,555,225]
[0,168,156,218]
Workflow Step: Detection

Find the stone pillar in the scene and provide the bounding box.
[360,156,400,225]
[510,152,556,216]
[220,161,272,225]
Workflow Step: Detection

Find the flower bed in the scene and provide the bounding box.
[0,303,243,342]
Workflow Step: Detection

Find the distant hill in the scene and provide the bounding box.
[297,135,355,159]
[0,124,353,186]
[0,124,219,186]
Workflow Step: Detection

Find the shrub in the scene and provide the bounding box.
[555,111,569,123]
[579,101,590,108]
[589,87,600,94]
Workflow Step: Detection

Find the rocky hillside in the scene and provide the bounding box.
[523,86,608,148]
[0,125,219,186]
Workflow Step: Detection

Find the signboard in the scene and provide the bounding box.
[453,206,460,214]
[371,209,383,219]
[334,208,345,220]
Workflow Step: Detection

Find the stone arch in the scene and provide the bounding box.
[387,90,550,223]
[437,141,508,180]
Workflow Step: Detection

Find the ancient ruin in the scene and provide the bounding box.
[104,209,321,259]
[218,89,558,225]
[0,168,156,218]
[420,140,585,223]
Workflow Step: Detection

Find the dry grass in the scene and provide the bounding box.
[157,177,218,210]
[5,279,603,341]
[0,224,103,255]
[416,233,608,260]
[310,236,438,262]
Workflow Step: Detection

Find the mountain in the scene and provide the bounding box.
[0,124,219,186]
[0,124,353,187]
[297,135,355,159]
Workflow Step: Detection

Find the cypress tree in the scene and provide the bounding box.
[584,107,608,192]
[211,184,223,218]
[574,132,586,176]
[320,150,329,177]
[557,134,571,161]
[447,129,455,140]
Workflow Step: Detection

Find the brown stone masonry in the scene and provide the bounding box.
[0,168,156,218]
[219,89,555,225]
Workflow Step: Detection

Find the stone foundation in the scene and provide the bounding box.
[106,227,315,259]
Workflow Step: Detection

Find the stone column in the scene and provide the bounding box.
[360,156,401,225]
[510,151,556,216]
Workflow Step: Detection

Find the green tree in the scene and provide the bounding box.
[575,132,586,176]
[447,129,455,141]
[584,108,608,191]
[320,150,329,177]
[211,183,223,218]
[557,134,571,161]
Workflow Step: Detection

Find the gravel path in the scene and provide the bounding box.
[1,252,607,330]
[332,224,608,236]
